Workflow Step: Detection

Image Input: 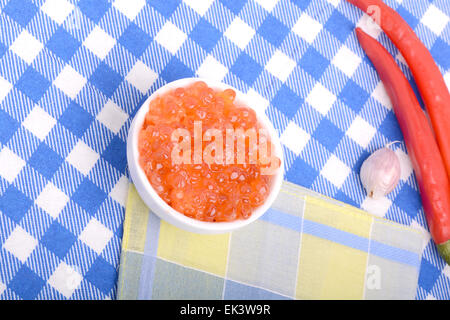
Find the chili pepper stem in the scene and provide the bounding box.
[437,241,450,265]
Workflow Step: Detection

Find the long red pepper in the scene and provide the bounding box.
[356,28,450,264]
[347,0,450,181]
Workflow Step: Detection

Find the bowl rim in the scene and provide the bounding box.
[127,77,284,233]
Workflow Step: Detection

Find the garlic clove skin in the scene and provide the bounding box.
[360,147,401,199]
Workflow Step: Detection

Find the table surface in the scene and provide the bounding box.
[0,0,449,300]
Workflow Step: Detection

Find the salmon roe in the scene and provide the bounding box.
[138,81,280,222]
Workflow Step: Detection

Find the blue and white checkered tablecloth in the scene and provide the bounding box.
[0,0,448,300]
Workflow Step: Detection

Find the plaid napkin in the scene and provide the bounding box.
[117,181,425,300]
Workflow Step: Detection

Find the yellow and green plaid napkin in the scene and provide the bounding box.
[117,181,425,300]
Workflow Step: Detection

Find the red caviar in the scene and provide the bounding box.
[138,81,280,222]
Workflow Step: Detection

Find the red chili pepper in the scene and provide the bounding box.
[347,0,450,181]
[356,28,450,264]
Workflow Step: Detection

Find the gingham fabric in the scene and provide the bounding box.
[0,0,448,300]
[118,182,425,300]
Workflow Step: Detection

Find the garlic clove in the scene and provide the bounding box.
[360,147,401,199]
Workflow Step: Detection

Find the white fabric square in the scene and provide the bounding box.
[361,196,392,217]
[79,218,113,254]
[293,14,322,44]
[245,88,269,114]
[280,122,310,155]
[113,0,145,20]
[306,83,336,115]
[395,148,413,181]
[66,141,99,175]
[426,294,437,300]
[225,17,255,50]
[0,147,25,183]
[53,66,86,99]
[445,72,450,90]
[10,30,43,64]
[254,0,279,12]
[48,262,82,298]
[0,76,12,103]
[265,50,296,82]
[196,55,228,82]
[183,0,214,15]
[109,175,129,207]
[83,26,116,60]
[327,0,340,7]
[346,116,376,148]
[321,155,350,187]
[421,5,449,35]
[126,60,158,94]
[356,13,382,39]
[410,220,431,249]
[96,100,128,134]
[4,226,38,262]
[372,81,392,110]
[443,265,450,280]
[332,46,361,77]
[155,22,187,54]
[35,183,69,218]
[22,106,56,140]
[41,0,74,24]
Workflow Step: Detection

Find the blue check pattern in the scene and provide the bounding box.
[0,0,449,300]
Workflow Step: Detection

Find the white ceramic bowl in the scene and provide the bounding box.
[127,77,284,234]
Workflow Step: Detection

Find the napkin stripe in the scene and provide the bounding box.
[302,219,370,252]
[137,209,160,299]
[370,241,421,268]
[261,207,303,231]
[265,189,421,268]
